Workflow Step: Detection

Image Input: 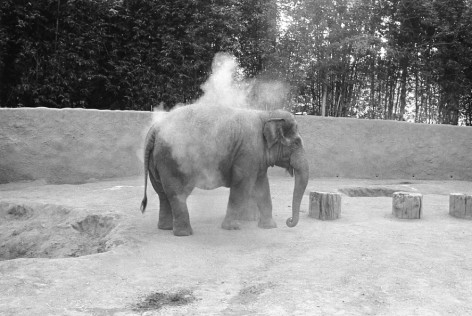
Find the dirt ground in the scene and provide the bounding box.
[1,175,472,315]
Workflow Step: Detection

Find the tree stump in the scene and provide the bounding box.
[309,192,341,220]
[449,193,472,219]
[392,192,423,219]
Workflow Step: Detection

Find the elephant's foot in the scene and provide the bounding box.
[158,220,173,230]
[173,222,193,236]
[258,217,277,229]
[158,208,173,230]
[221,218,241,230]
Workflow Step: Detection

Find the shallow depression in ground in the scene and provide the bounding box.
[0,202,121,260]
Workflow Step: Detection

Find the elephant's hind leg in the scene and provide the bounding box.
[149,160,173,230]
[159,173,194,236]
[167,192,193,236]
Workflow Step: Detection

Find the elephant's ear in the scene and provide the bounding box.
[263,118,285,148]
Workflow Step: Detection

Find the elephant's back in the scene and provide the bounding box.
[160,104,240,144]
[155,104,255,185]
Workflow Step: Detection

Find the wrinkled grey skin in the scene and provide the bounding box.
[140,104,309,236]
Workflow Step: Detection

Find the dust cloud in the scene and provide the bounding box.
[195,53,248,108]
[153,52,290,119]
[194,52,289,111]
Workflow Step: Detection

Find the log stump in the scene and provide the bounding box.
[309,192,341,220]
[392,192,423,219]
[449,193,472,219]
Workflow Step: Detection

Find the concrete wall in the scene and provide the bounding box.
[1,108,472,184]
[0,108,151,184]
[295,116,472,180]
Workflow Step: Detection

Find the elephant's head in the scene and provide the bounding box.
[263,112,309,227]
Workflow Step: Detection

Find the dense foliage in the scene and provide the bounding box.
[0,0,276,110]
[1,0,471,124]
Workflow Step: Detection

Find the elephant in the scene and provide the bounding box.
[140,103,309,236]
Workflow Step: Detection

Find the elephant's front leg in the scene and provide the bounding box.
[255,173,277,229]
[222,179,253,230]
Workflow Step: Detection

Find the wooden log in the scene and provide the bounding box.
[449,193,472,219]
[392,192,423,219]
[309,192,341,220]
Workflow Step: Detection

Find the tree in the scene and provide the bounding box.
[0,0,279,110]
[430,0,470,124]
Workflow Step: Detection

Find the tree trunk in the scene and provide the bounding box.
[386,61,396,120]
[414,68,419,122]
[370,56,375,117]
[310,79,317,115]
[398,55,409,121]
[439,88,460,125]
[321,77,327,117]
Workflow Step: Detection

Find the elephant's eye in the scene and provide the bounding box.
[292,137,302,147]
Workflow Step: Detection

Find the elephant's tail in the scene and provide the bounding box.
[140,126,156,214]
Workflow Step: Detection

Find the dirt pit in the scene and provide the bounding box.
[0,202,121,260]
[338,183,418,197]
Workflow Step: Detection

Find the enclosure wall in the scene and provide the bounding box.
[0,108,150,184]
[295,116,472,180]
[1,108,471,183]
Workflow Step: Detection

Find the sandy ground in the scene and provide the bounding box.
[1,175,472,315]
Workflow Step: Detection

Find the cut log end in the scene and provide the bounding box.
[449,193,472,219]
[309,191,341,220]
[392,192,423,219]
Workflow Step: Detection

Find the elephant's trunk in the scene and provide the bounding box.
[286,149,309,227]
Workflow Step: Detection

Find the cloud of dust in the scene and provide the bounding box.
[246,79,290,111]
[194,52,290,111]
[195,53,248,108]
